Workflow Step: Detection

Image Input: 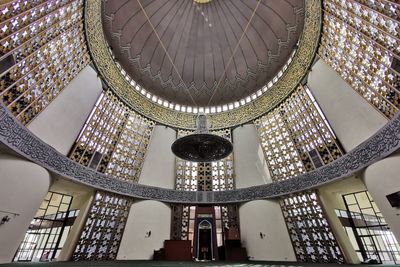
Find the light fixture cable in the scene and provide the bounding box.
[207,0,262,106]
[137,0,262,109]
[137,0,198,106]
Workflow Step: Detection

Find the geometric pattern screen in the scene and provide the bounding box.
[254,85,343,182]
[0,0,90,124]
[172,129,239,247]
[175,129,235,191]
[280,191,345,263]
[319,0,400,119]
[72,191,132,261]
[255,85,345,263]
[69,90,155,183]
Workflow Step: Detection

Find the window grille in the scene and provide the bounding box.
[0,0,90,124]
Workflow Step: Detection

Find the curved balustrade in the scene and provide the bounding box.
[1,103,399,204]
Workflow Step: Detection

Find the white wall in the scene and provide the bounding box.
[117,200,171,260]
[308,59,387,151]
[233,124,271,188]
[362,152,400,241]
[239,200,295,261]
[139,126,176,189]
[318,178,367,264]
[57,192,93,261]
[27,65,103,155]
[0,153,51,263]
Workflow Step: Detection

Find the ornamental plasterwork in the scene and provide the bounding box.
[1,103,400,203]
[85,0,322,130]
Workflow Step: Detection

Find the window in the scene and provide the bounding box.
[14,191,75,262]
[319,0,400,119]
[72,191,132,261]
[255,85,345,263]
[69,91,155,183]
[0,0,90,124]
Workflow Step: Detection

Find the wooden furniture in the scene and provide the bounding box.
[225,226,240,240]
[224,226,248,261]
[225,240,248,261]
[153,248,165,260]
[154,240,192,261]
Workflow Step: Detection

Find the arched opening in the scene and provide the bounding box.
[196,220,213,261]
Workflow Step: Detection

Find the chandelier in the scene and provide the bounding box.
[171,114,233,162]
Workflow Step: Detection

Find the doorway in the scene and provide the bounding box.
[197,220,213,260]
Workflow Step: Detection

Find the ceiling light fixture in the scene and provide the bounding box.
[171,114,233,162]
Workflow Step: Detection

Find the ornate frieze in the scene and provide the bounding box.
[1,103,400,203]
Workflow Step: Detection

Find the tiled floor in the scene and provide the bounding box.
[0,261,392,267]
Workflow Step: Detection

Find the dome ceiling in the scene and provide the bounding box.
[102,0,305,107]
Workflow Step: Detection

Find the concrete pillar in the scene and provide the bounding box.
[139,126,176,189]
[308,59,387,151]
[57,192,94,261]
[239,200,295,261]
[318,178,366,264]
[117,200,171,260]
[233,124,271,188]
[362,152,400,241]
[0,153,51,263]
[27,65,103,155]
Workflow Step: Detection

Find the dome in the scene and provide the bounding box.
[102,0,305,107]
[86,0,320,128]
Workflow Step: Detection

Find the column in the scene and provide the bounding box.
[233,124,271,188]
[0,153,51,263]
[239,200,295,261]
[362,152,400,241]
[139,125,176,189]
[308,59,387,151]
[318,178,366,264]
[117,200,171,260]
[27,65,103,155]
[57,192,94,261]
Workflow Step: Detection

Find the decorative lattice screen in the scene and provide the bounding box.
[319,0,400,119]
[0,0,90,124]
[72,191,132,261]
[255,85,345,263]
[171,129,239,246]
[69,90,155,182]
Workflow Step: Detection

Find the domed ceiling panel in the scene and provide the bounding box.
[102,0,305,106]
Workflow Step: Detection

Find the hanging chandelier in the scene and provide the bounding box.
[171,114,233,162]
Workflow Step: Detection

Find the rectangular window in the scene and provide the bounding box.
[14,191,75,262]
